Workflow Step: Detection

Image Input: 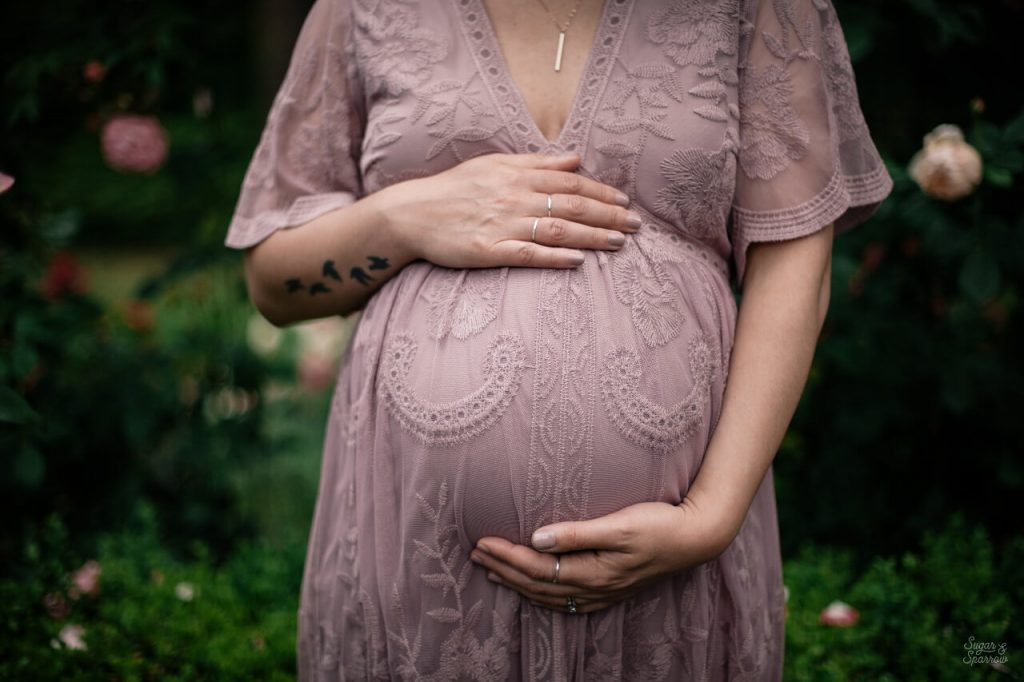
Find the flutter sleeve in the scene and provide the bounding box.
[728,0,894,289]
[224,0,365,250]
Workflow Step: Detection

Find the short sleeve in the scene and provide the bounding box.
[224,0,365,250]
[728,0,894,289]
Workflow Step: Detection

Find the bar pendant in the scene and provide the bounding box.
[554,31,566,72]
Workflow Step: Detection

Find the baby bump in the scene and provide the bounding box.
[371,247,729,550]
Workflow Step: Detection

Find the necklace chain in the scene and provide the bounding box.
[534,0,586,33]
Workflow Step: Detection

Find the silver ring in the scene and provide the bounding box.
[566,594,578,613]
[552,555,560,584]
[531,217,541,243]
[546,193,553,217]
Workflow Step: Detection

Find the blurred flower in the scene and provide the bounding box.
[294,317,350,392]
[296,317,350,357]
[174,582,195,602]
[0,172,13,194]
[100,113,169,174]
[68,560,102,599]
[908,123,983,201]
[43,592,69,619]
[970,96,985,114]
[57,623,87,650]
[203,386,259,422]
[247,313,283,357]
[297,349,337,393]
[122,299,155,333]
[818,599,859,627]
[193,87,214,118]
[83,60,106,84]
[41,250,89,300]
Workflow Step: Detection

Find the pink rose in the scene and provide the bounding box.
[818,599,860,627]
[68,559,101,599]
[0,172,13,194]
[100,114,169,174]
[57,623,87,650]
[83,60,106,84]
[908,123,983,201]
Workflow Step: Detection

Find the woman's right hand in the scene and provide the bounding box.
[379,151,642,269]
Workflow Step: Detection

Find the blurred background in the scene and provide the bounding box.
[1,0,1022,679]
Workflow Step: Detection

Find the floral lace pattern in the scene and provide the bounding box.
[353,0,451,99]
[386,478,521,680]
[601,330,720,455]
[225,0,891,678]
[378,330,527,446]
[422,267,509,340]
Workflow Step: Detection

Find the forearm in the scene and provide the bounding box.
[244,183,418,326]
[685,226,834,551]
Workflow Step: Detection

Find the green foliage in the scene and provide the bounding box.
[0,211,276,566]
[774,105,1024,558]
[783,513,1019,681]
[0,504,303,681]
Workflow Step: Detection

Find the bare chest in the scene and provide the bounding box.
[479,0,606,145]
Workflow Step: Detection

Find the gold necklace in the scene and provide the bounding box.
[535,0,587,72]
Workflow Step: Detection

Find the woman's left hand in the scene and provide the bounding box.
[469,497,737,614]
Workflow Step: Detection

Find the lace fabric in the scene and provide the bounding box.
[225,0,891,679]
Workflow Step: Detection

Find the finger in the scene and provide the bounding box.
[499,151,581,168]
[523,216,626,251]
[480,557,602,602]
[487,239,587,269]
[475,539,621,594]
[527,169,631,209]
[531,516,632,553]
[528,189,639,233]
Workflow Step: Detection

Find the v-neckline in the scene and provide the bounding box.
[455,0,631,153]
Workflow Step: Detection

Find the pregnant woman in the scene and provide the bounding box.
[225,0,893,678]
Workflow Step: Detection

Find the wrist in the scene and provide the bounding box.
[678,485,743,560]
[370,180,424,266]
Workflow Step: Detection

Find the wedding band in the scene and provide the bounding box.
[552,555,561,584]
[566,594,578,613]
[531,217,541,243]
[546,193,553,217]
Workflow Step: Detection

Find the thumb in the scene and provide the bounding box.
[530,516,625,553]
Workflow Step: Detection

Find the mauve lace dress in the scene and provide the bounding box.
[224,0,893,679]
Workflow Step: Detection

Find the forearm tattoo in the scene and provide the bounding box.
[283,255,391,296]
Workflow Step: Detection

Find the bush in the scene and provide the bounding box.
[783,513,1020,681]
[0,503,304,681]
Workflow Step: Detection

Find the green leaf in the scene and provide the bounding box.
[958,250,1000,304]
[983,166,1013,188]
[0,386,38,423]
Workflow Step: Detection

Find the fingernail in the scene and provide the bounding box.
[608,231,625,246]
[626,212,642,229]
[613,191,630,207]
[470,551,481,563]
[532,531,555,549]
[477,542,491,554]
[568,252,585,266]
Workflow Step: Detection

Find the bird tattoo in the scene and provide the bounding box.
[366,255,390,270]
[284,278,304,293]
[350,267,374,286]
[309,282,332,295]
[322,259,342,281]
